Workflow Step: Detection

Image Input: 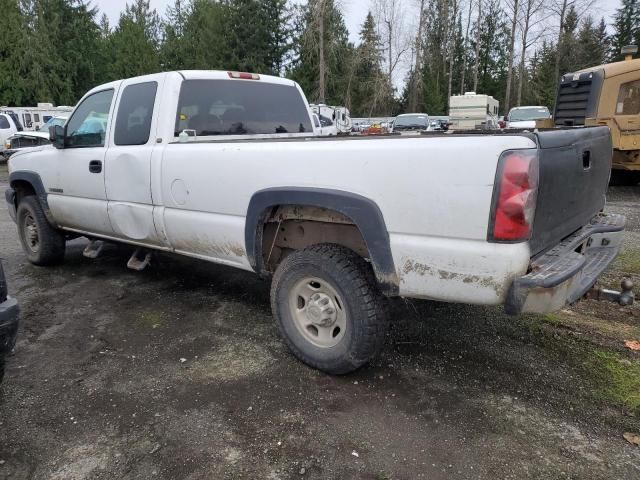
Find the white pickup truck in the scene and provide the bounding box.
[4,70,632,374]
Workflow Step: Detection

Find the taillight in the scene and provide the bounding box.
[489,150,539,242]
[227,71,260,80]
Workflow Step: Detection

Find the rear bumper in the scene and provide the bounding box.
[506,213,625,314]
[5,187,16,222]
[0,297,19,354]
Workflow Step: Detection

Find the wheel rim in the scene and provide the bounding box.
[288,276,347,348]
[23,213,40,253]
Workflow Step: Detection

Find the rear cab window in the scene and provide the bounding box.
[174,79,313,137]
[114,81,158,145]
[0,115,10,129]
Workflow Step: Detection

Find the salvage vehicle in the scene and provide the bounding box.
[503,106,551,129]
[449,92,500,130]
[0,261,19,383]
[4,70,633,374]
[1,116,69,160]
[391,113,430,134]
[0,112,22,155]
[551,46,640,184]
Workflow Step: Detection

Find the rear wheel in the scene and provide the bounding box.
[271,244,388,374]
[16,196,65,265]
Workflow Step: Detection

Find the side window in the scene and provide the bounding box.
[616,80,640,115]
[66,89,114,148]
[43,115,52,122]
[24,113,32,128]
[34,113,40,122]
[0,116,10,129]
[114,82,158,146]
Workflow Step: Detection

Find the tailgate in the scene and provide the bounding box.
[529,126,612,255]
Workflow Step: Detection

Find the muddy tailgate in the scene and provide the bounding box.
[529,126,612,255]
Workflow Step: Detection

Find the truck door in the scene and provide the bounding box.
[46,88,116,235]
[104,75,165,246]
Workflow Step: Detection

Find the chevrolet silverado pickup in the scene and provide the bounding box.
[4,70,631,374]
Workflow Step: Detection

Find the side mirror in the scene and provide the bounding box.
[503,116,508,121]
[50,125,65,149]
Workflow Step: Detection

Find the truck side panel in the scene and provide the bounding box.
[157,134,537,304]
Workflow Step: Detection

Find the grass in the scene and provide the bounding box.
[524,312,640,414]
[589,351,640,412]
[612,245,640,275]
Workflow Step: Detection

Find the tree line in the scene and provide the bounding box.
[0,0,635,117]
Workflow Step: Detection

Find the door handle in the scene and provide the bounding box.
[89,160,102,173]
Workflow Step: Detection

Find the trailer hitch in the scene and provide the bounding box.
[586,278,634,306]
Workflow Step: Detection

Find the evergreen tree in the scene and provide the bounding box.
[0,0,27,105]
[577,16,609,69]
[109,0,161,79]
[288,0,354,106]
[160,0,190,70]
[469,0,509,102]
[610,0,640,61]
[350,12,392,116]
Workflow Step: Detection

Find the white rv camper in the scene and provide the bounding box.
[448,92,500,130]
[309,104,352,135]
[0,103,73,131]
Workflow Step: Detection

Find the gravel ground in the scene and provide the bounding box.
[0,162,639,479]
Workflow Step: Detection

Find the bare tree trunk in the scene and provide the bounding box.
[517,0,533,106]
[554,0,568,86]
[409,0,426,112]
[318,0,326,103]
[447,0,458,103]
[387,19,393,85]
[473,0,482,92]
[504,0,519,112]
[460,0,473,94]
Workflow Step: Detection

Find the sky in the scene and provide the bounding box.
[94,0,621,45]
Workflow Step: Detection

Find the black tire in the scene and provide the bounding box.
[16,196,66,266]
[271,244,388,374]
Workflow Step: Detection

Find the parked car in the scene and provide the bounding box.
[4,70,630,374]
[0,112,23,155]
[0,261,19,383]
[504,106,551,129]
[391,113,430,134]
[2,116,69,160]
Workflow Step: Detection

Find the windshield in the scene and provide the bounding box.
[394,114,429,127]
[508,107,550,122]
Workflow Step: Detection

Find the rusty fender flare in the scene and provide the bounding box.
[245,187,399,296]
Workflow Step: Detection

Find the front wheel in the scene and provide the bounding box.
[16,196,66,265]
[271,244,388,374]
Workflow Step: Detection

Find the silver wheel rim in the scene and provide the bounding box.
[23,213,40,253]
[288,276,347,348]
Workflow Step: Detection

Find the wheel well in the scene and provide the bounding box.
[11,180,36,205]
[260,205,369,272]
